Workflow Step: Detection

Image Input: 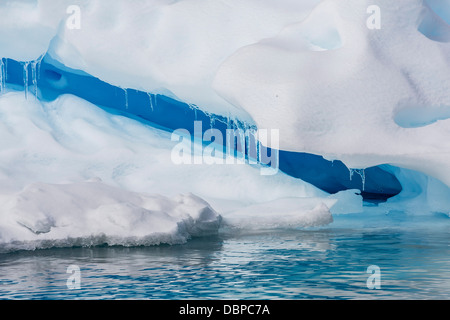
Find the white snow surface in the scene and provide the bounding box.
[0,181,221,251]
[0,0,321,120]
[213,0,450,186]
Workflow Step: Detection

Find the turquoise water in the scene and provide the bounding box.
[0,211,450,300]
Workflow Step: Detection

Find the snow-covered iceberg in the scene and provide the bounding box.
[0,0,449,251]
[1,0,448,190]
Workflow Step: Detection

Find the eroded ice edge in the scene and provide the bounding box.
[0,0,449,251]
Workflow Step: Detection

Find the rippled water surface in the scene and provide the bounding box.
[1,211,450,300]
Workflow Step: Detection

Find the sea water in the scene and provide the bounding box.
[0,209,449,300]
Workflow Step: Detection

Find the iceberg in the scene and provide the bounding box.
[0,0,449,251]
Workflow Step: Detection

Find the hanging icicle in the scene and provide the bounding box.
[349,168,355,181]
[209,115,216,130]
[187,103,200,121]
[31,61,38,99]
[257,135,261,163]
[23,62,30,100]
[30,55,44,99]
[154,94,158,110]
[249,128,259,164]
[357,169,366,191]
[124,88,129,109]
[4,59,8,89]
[348,168,366,191]
[147,92,154,111]
[0,59,4,95]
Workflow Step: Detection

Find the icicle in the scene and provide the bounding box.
[124,88,129,109]
[226,113,231,158]
[362,170,366,191]
[242,120,247,131]
[37,58,41,83]
[187,103,200,120]
[248,129,253,161]
[209,114,216,129]
[147,92,154,111]
[252,128,259,163]
[349,168,355,181]
[356,169,366,191]
[257,137,261,163]
[349,168,366,191]
[4,59,8,83]
[23,62,30,100]
[244,130,248,159]
[31,61,38,99]
[0,59,4,94]
[29,55,44,99]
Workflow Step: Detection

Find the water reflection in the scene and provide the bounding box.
[0,224,450,299]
